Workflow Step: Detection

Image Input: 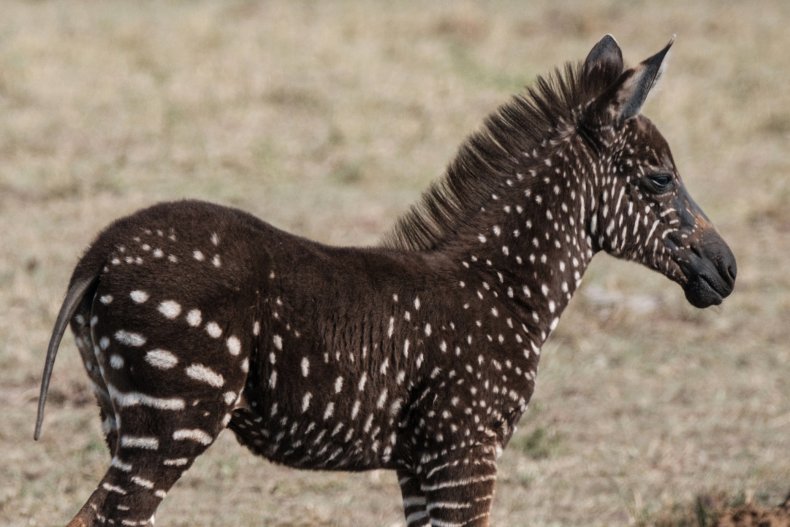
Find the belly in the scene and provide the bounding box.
[227,406,400,471]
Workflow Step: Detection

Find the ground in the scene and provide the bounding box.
[1,1,788,526]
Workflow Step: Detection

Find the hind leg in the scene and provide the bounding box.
[68,290,250,526]
[68,399,232,527]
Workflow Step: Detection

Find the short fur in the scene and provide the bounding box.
[37,36,735,527]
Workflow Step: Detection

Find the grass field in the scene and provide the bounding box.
[1,1,788,525]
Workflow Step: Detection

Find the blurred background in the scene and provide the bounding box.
[1,1,787,525]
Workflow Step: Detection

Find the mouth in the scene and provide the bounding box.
[679,251,736,309]
[683,272,726,308]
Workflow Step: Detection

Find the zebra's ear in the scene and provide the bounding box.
[589,36,674,125]
[583,34,624,78]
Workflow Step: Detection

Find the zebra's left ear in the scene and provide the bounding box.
[589,36,674,125]
[583,35,624,79]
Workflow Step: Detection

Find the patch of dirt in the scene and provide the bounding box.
[648,492,790,527]
[714,493,790,527]
[6,375,94,407]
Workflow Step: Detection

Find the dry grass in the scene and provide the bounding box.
[1,1,788,526]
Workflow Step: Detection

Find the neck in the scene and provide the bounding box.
[384,65,607,351]
[443,136,597,350]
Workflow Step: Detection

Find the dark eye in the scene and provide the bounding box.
[644,173,675,194]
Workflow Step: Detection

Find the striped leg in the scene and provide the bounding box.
[67,399,230,527]
[420,446,498,527]
[398,468,430,527]
[67,295,250,526]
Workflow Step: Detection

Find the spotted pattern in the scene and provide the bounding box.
[41,36,736,527]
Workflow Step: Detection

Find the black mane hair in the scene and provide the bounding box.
[383,59,621,252]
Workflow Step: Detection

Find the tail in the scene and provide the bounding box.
[34,274,99,440]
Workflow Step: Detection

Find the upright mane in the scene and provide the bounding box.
[383,59,621,252]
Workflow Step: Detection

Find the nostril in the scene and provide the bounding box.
[710,254,736,289]
[717,257,737,288]
[699,234,736,288]
[727,263,737,281]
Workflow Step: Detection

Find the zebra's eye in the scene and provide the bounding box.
[644,173,675,194]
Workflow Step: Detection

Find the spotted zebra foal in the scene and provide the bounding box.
[36,35,736,526]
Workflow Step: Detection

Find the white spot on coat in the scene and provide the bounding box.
[145,349,178,370]
[109,385,184,411]
[120,436,159,450]
[206,322,222,338]
[226,336,241,355]
[186,309,202,327]
[158,300,182,319]
[131,476,154,489]
[185,364,225,388]
[110,457,132,472]
[173,429,212,445]
[114,330,146,347]
[163,458,188,467]
[130,290,149,303]
[109,354,124,369]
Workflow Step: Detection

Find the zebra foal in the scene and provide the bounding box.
[35,35,736,526]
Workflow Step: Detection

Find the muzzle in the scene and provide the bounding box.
[680,229,737,308]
